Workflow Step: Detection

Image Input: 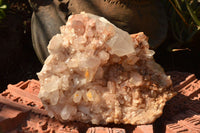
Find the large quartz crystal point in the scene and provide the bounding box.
[37,12,175,125]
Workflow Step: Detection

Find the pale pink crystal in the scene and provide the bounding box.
[37,12,175,125]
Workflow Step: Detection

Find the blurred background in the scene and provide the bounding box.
[0,0,200,91]
[0,0,41,91]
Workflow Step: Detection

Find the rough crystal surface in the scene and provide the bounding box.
[37,12,175,125]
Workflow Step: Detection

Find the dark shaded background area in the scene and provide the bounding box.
[154,30,200,78]
[0,0,200,92]
[0,0,42,91]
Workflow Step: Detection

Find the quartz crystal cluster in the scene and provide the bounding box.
[37,12,175,125]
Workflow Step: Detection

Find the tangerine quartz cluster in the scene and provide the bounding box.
[37,12,175,125]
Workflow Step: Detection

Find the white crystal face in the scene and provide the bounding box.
[37,12,174,125]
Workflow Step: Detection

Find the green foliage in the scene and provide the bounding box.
[167,0,200,42]
[0,0,7,22]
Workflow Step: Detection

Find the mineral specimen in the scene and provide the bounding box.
[37,12,175,125]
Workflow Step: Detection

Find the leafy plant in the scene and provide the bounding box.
[0,0,7,22]
[167,0,200,43]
